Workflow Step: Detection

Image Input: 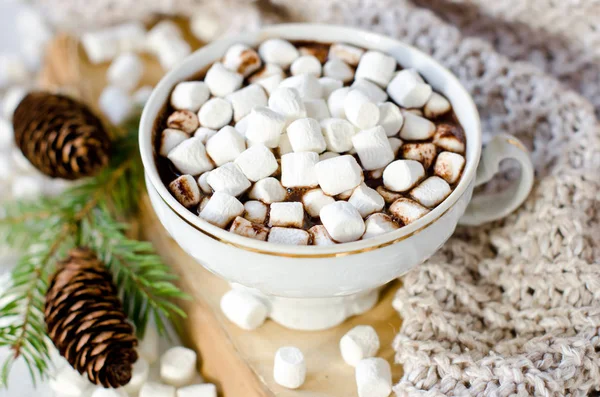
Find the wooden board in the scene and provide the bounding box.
[39,26,404,397]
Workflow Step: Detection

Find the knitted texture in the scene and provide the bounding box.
[33,0,600,395]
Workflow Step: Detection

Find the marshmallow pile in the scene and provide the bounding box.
[158,39,467,245]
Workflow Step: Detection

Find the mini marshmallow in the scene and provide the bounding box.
[268,227,310,245]
[315,155,363,196]
[268,87,307,124]
[205,126,245,166]
[433,124,466,154]
[230,216,269,241]
[291,55,322,77]
[269,202,305,228]
[197,172,212,194]
[281,152,319,188]
[406,109,424,117]
[319,151,341,161]
[376,186,403,204]
[337,188,355,200]
[99,86,133,125]
[340,325,380,367]
[107,53,143,92]
[226,84,268,122]
[378,103,404,137]
[303,99,331,121]
[388,69,432,108]
[81,30,119,65]
[434,151,465,184]
[328,87,351,119]
[206,162,251,196]
[351,79,388,103]
[138,325,159,364]
[329,43,365,66]
[122,358,149,395]
[234,116,249,137]
[279,74,323,100]
[245,107,286,148]
[424,92,451,119]
[355,358,392,397]
[257,74,284,96]
[168,110,199,134]
[248,63,285,83]
[177,384,218,397]
[49,366,93,397]
[389,198,430,225]
[204,62,243,97]
[274,347,306,389]
[198,196,210,213]
[248,177,287,204]
[221,288,268,330]
[258,39,300,68]
[139,382,176,397]
[302,189,335,218]
[320,201,366,243]
[363,213,400,239]
[91,387,127,397]
[223,44,262,77]
[146,20,182,53]
[320,118,356,153]
[198,97,233,130]
[410,176,452,208]
[158,39,192,71]
[352,126,395,170]
[194,127,217,144]
[160,129,188,156]
[278,133,293,156]
[367,168,384,180]
[298,45,329,63]
[401,143,438,170]
[345,90,380,129]
[169,175,201,208]
[308,225,336,246]
[199,192,244,227]
[235,144,278,182]
[189,11,221,42]
[399,111,436,141]
[244,200,268,224]
[287,118,326,153]
[383,160,425,192]
[171,82,210,112]
[319,77,344,100]
[348,183,385,218]
[323,59,354,83]
[133,85,154,107]
[355,51,396,87]
[388,138,403,157]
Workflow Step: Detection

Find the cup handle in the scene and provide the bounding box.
[459,134,534,226]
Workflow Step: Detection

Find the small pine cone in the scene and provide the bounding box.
[45,248,138,388]
[13,92,111,180]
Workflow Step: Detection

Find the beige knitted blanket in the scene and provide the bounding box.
[35,0,600,395]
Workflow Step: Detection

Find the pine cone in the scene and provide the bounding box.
[45,248,138,388]
[13,92,111,180]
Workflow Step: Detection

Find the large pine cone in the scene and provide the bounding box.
[13,92,111,180]
[45,248,138,388]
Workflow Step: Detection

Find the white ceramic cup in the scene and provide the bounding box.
[139,24,534,330]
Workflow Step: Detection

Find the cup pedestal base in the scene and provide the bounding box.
[231,284,381,331]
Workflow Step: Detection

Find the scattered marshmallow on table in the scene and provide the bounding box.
[291,55,322,77]
[320,201,366,243]
[273,347,306,389]
[321,118,356,153]
[160,129,188,156]
[340,325,380,366]
[383,160,425,192]
[158,39,192,71]
[281,152,319,188]
[351,79,388,103]
[204,62,243,97]
[194,127,217,144]
[133,85,154,107]
[355,358,392,397]
[171,81,210,112]
[199,192,244,227]
[221,289,268,330]
[315,155,363,196]
[399,111,436,141]
[107,53,143,92]
[433,124,466,154]
[269,202,304,228]
[205,126,246,166]
[198,97,233,130]
[376,186,403,204]
[139,382,176,397]
[223,44,262,77]
[167,110,199,134]
[389,197,430,225]
[401,142,438,170]
[268,227,310,245]
[248,177,287,204]
[138,325,159,364]
[434,151,465,184]
[327,87,351,119]
[206,162,251,197]
[302,188,335,218]
[230,216,269,241]
[258,39,300,68]
[355,51,396,87]
[363,213,400,239]
[287,118,326,153]
[308,225,336,245]
[279,74,323,100]
[169,175,201,208]
[177,384,218,397]
[348,183,385,218]
[146,21,183,54]
[303,99,331,121]
[424,92,452,119]
[324,59,354,83]
[378,102,404,137]
[387,69,432,108]
[329,43,364,66]
[235,144,278,182]
[226,84,268,122]
[344,89,380,129]
[123,357,149,395]
[319,77,344,100]
[352,126,395,171]
[189,11,220,42]
[99,86,133,125]
[244,200,268,224]
[245,107,286,148]
[268,87,307,125]
[410,176,452,208]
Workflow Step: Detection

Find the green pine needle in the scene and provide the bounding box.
[0,115,189,387]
